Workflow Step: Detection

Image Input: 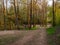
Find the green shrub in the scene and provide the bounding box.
[47,27,56,35]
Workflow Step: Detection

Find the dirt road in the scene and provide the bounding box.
[8,28,47,45]
[0,28,47,45]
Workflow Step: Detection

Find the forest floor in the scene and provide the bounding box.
[47,26,60,45]
[55,26,60,45]
[0,27,48,45]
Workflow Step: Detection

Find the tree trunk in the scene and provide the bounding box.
[52,0,56,27]
[2,0,6,30]
[29,0,33,29]
[14,0,19,29]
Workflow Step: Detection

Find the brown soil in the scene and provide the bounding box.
[10,28,47,45]
[0,28,47,45]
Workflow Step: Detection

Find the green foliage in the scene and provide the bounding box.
[47,27,56,45]
[55,2,60,26]
[47,27,55,35]
[47,6,52,24]
[25,26,37,30]
[47,2,60,26]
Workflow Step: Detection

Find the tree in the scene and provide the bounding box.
[52,0,56,27]
[55,0,60,25]
[29,0,33,29]
[13,0,19,29]
[2,0,6,30]
[38,0,47,26]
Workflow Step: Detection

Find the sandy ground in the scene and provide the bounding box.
[0,28,47,45]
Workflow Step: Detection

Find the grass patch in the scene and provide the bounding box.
[25,27,37,30]
[47,27,56,35]
[30,27,37,30]
[47,27,60,45]
[47,27,56,45]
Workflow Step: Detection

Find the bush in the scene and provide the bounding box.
[47,27,56,35]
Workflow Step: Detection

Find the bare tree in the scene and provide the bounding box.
[2,0,6,30]
[14,0,19,29]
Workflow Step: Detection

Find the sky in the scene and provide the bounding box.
[4,0,53,8]
[48,0,52,6]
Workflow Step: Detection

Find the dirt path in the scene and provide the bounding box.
[8,27,47,45]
